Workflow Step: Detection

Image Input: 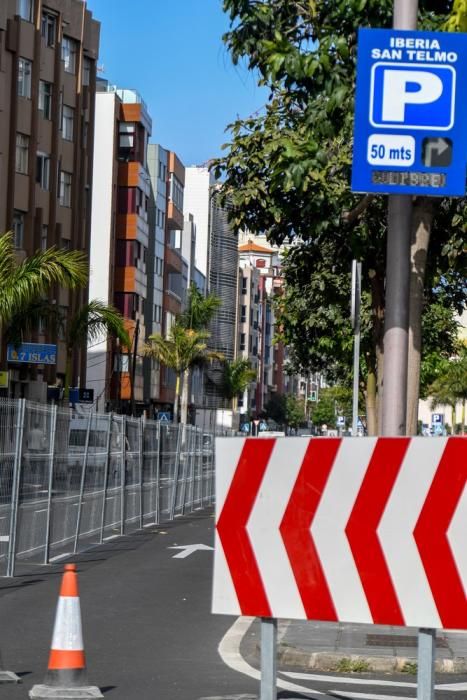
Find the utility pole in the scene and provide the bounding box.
[381,0,418,437]
[130,318,140,417]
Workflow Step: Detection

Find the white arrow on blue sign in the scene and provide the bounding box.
[352,28,467,197]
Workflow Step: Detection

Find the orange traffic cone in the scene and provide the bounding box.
[29,564,103,699]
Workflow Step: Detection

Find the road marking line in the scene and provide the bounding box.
[49,552,72,562]
[35,509,48,513]
[329,692,411,700]
[284,673,416,688]
[0,536,9,542]
[218,616,329,698]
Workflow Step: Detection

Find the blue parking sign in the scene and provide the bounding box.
[352,28,467,196]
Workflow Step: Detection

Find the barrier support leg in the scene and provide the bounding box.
[261,617,277,700]
[417,628,436,700]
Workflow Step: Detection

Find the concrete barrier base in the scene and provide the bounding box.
[0,670,20,683]
[29,685,104,699]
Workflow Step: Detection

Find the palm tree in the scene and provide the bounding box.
[178,284,221,422]
[180,283,221,331]
[221,358,256,411]
[143,322,223,423]
[429,347,467,434]
[428,357,459,433]
[0,232,87,327]
[6,298,130,402]
[65,300,131,399]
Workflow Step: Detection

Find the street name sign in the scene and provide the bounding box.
[352,28,467,196]
[7,343,57,365]
[213,437,467,629]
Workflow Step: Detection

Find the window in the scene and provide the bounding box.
[36,153,51,190]
[41,11,56,47]
[241,276,247,294]
[61,36,77,74]
[39,81,52,119]
[170,175,184,211]
[17,0,33,21]
[17,58,32,98]
[12,211,25,248]
[240,333,246,351]
[41,224,48,250]
[82,57,91,86]
[62,105,74,141]
[118,122,135,159]
[61,238,70,250]
[15,133,29,174]
[117,187,136,214]
[59,171,72,207]
[240,305,246,323]
[155,257,163,276]
[154,305,162,324]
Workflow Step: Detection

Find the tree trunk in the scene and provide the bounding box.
[180,368,190,425]
[406,198,433,436]
[368,269,385,434]
[64,347,72,404]
[173,372,181,423]
[366,370,377,436]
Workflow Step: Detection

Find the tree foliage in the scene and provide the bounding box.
[221,358,256,404]
[214,1,466,430]
[0,232,88,326]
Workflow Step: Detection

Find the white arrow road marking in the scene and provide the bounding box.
[218,616,331,698]
[248,438,307,618]
[169,544,214,559]
[378,438,446,628]
[283,672,416,688]
[447,483,467,598]
[312,438,376,623]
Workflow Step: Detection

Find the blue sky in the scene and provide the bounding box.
[85,0,266,166]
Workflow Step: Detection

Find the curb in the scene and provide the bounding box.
[277,645,467,674]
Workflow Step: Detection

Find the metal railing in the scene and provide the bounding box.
[0,399,229,577]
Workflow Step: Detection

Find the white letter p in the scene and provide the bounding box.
[381,70,443,123]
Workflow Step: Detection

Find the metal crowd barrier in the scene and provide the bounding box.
[0,399,229,577]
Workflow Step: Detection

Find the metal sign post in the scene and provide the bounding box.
[351,260,362,436]
[385,4,435,700]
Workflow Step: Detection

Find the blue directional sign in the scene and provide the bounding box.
[7,343,57,365]
[352,28,467,196]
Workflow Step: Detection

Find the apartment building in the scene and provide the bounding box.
[238,239,286,415]
[87,81,152,413]
[145,143,167,409]
[184,166,213,278]
[0,0,99,400]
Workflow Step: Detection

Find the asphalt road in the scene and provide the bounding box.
[0,510,259,699]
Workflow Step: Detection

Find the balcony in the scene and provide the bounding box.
[167,200,183,230]
[165,245,183,274]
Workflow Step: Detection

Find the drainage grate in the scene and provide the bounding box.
[366,634,448,649]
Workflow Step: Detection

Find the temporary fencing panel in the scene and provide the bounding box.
[0,400,224,576]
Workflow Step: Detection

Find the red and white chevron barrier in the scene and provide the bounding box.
[213,437,467,630]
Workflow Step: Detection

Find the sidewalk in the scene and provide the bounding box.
[275,620,467,673]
